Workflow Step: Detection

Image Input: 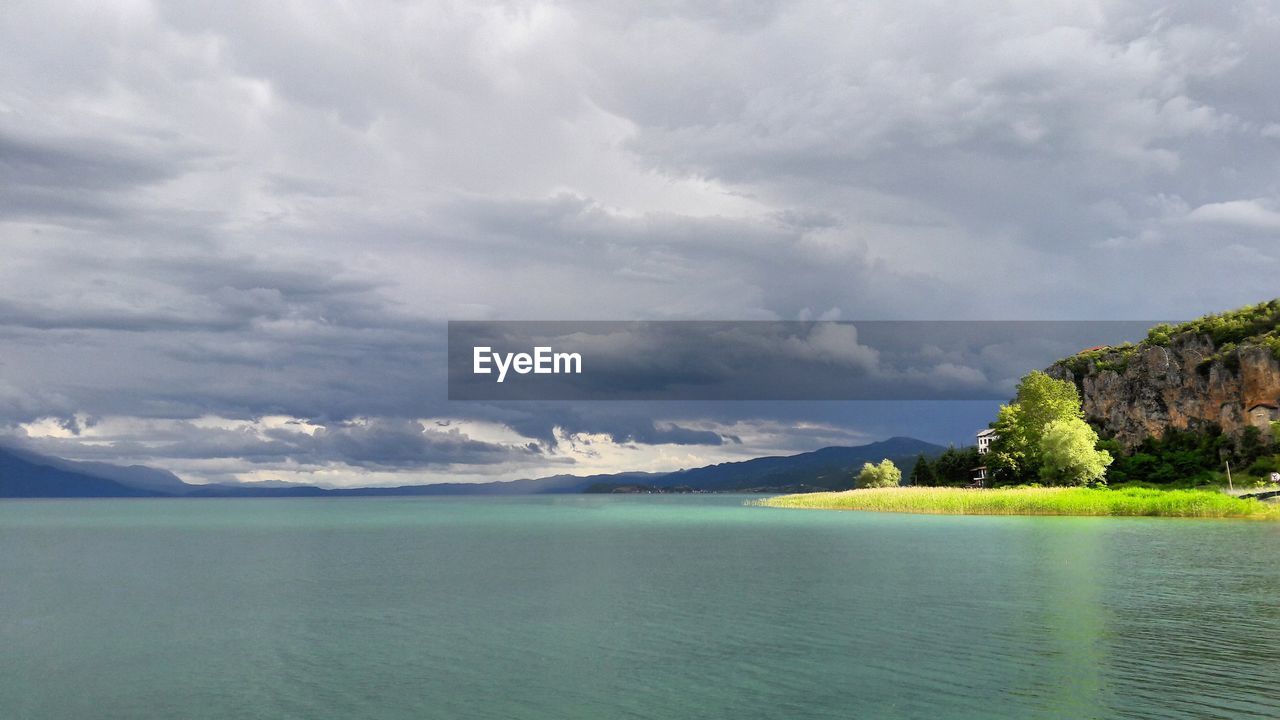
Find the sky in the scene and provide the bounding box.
[2,1,1279,486]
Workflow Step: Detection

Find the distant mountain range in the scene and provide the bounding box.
[599,436,942,493]
[0,437,943,498]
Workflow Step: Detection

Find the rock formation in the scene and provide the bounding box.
[1047,332,1280,448]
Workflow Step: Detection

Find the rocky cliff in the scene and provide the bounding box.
[1047,325,1280,449]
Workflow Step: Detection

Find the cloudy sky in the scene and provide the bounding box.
[2,1,1278,486]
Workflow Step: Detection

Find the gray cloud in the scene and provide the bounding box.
[0,1,1274,481]
[448,320,1154,401]
[0,131,182,220]
[10,417,540,470]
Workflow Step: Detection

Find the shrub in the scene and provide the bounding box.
[856,459,902,488]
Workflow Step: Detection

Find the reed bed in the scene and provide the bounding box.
[756,486,1278,518]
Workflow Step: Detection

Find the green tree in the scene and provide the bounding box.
[909,454,936,486]
[988,371,1086,483]
[932,446,981,485]
[1039,417,1113,486]
[857,458,902,488]
[989,404,1030,485]
[1238,426,1266,467]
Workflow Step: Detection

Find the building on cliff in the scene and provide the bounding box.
[1248,402,1279,431]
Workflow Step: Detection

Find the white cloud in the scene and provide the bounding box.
[1186,199,1280,231]
[780,324,881,370]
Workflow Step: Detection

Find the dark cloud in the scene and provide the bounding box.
[307,419,542,469]
[448,320,1156,401]
[0,131,183,220]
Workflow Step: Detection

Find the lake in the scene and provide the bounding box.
[2,495,1278,719]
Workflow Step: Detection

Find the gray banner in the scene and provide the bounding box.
[447,320,1158,401]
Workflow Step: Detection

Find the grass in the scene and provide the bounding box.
[756,486,1280,519]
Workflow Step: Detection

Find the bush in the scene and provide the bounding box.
[857,459,902,488]
[1152,299,1280,348]
[1247,455,1280,478]
[1146,323,1175,346]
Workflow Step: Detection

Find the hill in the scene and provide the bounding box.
[635,437,942,493]
[0,447,166,498]
[1,446,190,493]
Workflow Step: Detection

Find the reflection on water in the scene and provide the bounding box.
[1,495,1278,719]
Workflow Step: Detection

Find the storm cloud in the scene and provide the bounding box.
[1,1,1275,484]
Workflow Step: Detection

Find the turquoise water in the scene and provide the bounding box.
[2,495,1279,719]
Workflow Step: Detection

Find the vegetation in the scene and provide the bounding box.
[1099,425,1268,486]
[1066,299,1280,485]
[908,453,936,485]
[856,459,902,488]
[1145,298,1280,350]
[909,446,980,486]
[1145,323,1175,346]
[772,301,1280,516]
[1065,300,1280,379]
[1242,447,1280,488]
[987,371,1112,486]
[757,486,1279,518]
[1060,343,1137,376]
[1039,417,1111,485]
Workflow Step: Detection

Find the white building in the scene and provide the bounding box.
[976,428,998,455]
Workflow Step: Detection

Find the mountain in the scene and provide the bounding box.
[217,439,942,495]
[0,437,944,498]
[2,446,190,493]
[1048,299,1280,448]
[636,437,943,492]
[0,447,166,497]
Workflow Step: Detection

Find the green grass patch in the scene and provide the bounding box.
[756,486,1279,518]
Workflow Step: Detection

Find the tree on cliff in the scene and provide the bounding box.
[857,459,902,488]
[988,371,1110,485]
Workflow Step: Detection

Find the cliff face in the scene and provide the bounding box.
[1047,334,1280,448]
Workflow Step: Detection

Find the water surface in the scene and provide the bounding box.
[2,495,1278,719]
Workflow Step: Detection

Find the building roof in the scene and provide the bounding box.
[976,428,998,437]
[1080,345,1111,353]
